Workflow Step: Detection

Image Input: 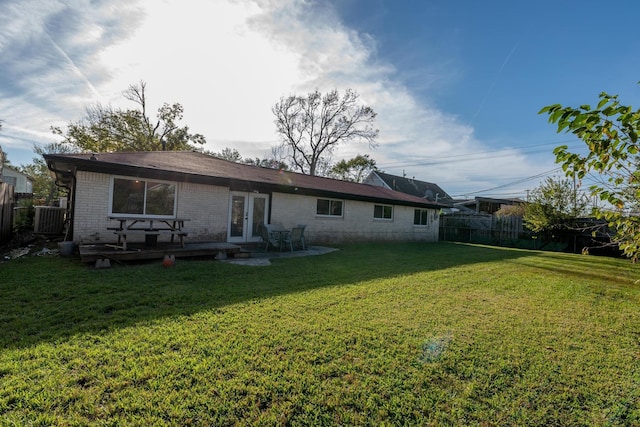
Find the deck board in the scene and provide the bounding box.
[79,241,242,263]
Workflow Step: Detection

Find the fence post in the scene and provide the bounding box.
[0,183,14,244]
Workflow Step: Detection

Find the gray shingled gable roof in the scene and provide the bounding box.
[369,171,453,204]
[45,151,448,209]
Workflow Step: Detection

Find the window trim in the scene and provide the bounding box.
[373,204,393,220]
[316,198,344,217]
[413,208,432,226]
[108,175,178,218]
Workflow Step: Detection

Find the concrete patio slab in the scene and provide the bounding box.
[221,246,339,266]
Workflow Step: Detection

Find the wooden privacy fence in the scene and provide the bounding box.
[0,182,14,244]
[440,213,523,245]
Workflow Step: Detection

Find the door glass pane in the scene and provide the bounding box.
[230,195,245,238]
[251,198,266,238]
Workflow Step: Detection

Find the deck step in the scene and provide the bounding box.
[233,249,252,258]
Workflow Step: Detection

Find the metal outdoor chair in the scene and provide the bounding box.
[283,225,306,251]
[260,223,282,251]
[296,224,307,250]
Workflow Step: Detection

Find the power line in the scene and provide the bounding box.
[450,167,562,198]
[378,139,582,169]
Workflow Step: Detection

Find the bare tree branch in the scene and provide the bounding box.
[273,89,378,175]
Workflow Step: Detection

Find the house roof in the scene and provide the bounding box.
[44,151,447,209]
[366,171,454,205]
[1,165,33,181]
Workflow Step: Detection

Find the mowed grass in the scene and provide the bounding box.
[1,242,639,425]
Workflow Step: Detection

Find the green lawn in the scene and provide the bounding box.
[1,242,639,425]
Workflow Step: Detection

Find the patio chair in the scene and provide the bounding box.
[260,224,282,251]
[283,226,306,251]
[296,225,307,249]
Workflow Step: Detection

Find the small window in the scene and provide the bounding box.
[414,209,431,226]
[374,204,393,220]
[317,198,343,217]
[111,177,176,217]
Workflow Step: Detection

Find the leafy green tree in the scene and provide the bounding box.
[210,147,289,170]
[272,89,378,176]
[19,143,73,205]
[52,81,205,153]
[244,144,289,170]
[540,90,640,260]
[243,157,289,170]
[329,154,377,182]
[523,177,590,233]
[495,203,526,218]
[213,147,243,162]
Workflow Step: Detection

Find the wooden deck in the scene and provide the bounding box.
[79,241,244,263]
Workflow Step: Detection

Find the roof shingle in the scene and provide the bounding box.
[45,151,447,209]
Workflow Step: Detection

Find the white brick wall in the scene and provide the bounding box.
[72,172,230,244]
[175,182,229,241]
[71,171,439,245]
[271,192,439,244]
[73,171,110,242]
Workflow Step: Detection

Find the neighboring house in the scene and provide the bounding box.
[454,196,524,215]
[1,165,33,196]
[364,171,454,206]
[44,151,447,246]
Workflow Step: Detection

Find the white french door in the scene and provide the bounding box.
[228,192,269,243]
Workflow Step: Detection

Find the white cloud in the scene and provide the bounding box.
[238,0,556,194]
[95,0,304,149]
[0,0,556,195]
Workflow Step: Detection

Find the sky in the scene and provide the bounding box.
[1,0,639,199]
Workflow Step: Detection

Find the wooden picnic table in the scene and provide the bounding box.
[108,216,190,250]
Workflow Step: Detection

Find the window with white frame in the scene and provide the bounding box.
[316,198,343,217]
[374,204,393,220]
[110,177,176,217]
[414,209,432,226]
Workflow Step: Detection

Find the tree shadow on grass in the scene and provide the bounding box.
[1,242,537,349]
[508,251,638,286]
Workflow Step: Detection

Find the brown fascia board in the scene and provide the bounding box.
[45,154,444,209]
[44,158,75,188]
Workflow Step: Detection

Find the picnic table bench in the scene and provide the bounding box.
[108,216,189,250]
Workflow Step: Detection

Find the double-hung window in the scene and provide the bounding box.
[374,204,393,220]
[316,198,343,217]
[414,209,431,226]
[110,177,177,217]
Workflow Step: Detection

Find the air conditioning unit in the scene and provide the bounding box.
[34,206,66,235]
